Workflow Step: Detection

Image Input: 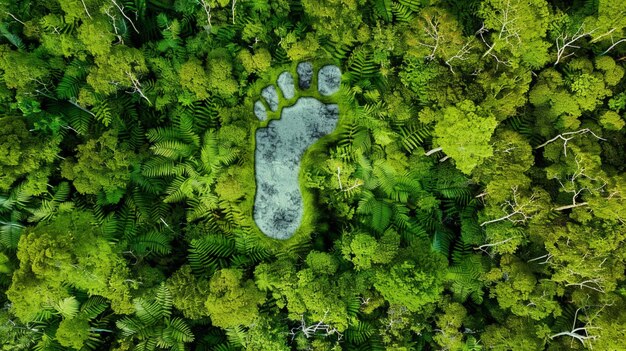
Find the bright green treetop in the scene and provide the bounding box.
[431,100,498,174]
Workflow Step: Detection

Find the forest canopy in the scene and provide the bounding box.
[1,0,626,350]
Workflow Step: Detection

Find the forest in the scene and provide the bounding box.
[1,0,626,350]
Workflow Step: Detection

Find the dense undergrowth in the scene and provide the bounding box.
[1,0,626,350]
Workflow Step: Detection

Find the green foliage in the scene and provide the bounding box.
[0,116,60,194]
[61,131,137,204]
[1,1,626,350]
[116,283,195,350]
[7,211,135,321]
[374,251,447,313]
[205,268,266,329]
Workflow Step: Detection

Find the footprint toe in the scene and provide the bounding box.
[254,100,267,121]
[297,62,313,89]
[277,72,295,99]
[318,65,341,96]
[262,85,279,111]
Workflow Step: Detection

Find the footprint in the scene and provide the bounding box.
[253,63,342,239]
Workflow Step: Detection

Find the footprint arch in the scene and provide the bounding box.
[253,63,342,239]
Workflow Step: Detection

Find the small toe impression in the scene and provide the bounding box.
[254,100,267,121]
[318,65,341,96]
[277,72,295,99]
[262,85,279,111]
[297,62,313,89]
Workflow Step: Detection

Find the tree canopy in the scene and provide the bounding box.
[1,0,626,350]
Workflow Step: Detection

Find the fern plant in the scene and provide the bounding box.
[345,46,386,93]
[143,110,240,224]
[18,296,115,351]
[354,157,423,241]
[55,59,88,100]
[446,240,489,304]
[188,231,272,277]
[28,182,72,223]
[116,283,194,350]
[0,23,26,50]
[0,183,33,251]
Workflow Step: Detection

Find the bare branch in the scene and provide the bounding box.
[601,38,626,56]
[475,238,514,250]
[528,253,553,265]
[290,311,343,341]
[199,0,212,29]
[126,72,151,105]
[336,167,343,191]
[4,12,26,25]
[480,187,539,226]
[111,0,139,34]
[554,202,589,211]
[424,147,443,156]
[554,24,597,66]
[475,0,520,63]
[565,279,606,294]
[552,155,607,211]
[536,128,606,157]
[68,99,97,119]
[419,16,440,61]
[590,28,617,43]
[551,307,602,349]
[476,24,511,68]
[474,237,516,257]
[336,167,363,193]
[80,0,92,19]
[445,40,474,74]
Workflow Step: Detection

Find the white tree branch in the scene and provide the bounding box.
[535,128,606,157]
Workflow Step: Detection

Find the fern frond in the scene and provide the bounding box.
[130,231,172,257]
[446,254,486,304]
[164,317,194,343]
[0,214,23,250]
[154,283,173,319]
[28,182,71,222]
[52,297,80,319]
[0,23,26,50]
[432,228,455,256]
[142,157,181,178]
[0,183,31,211]
[398,123,431,153]
[347,47,379,83]
[357,192,393,234]
[391,3,415,22]
[345,320,375,344]
[186,194,219,221]
[79,296,109,321]
[117,316,150,338]
[93,100,113,127]
[176,113,201,147]
[189,235,236,276]
[398,0,424,12]
[135,284,172,325]
[64,105,92,135]
[151,140,195,159]
[56,60,88,99]
[225,326,246,347]
[147,127,184,144]
[372,0,393,22]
